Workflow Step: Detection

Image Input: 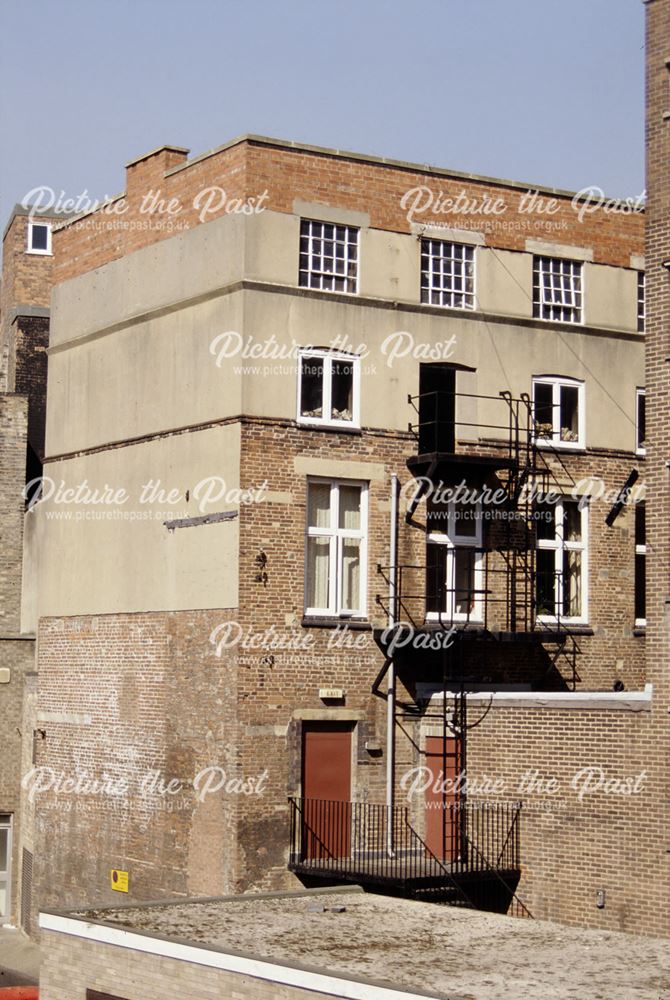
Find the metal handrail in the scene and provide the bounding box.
[378,555,565,634]
[288,796,522,880]
[407,389,532,459]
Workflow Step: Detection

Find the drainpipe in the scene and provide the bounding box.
[386,473,399,857]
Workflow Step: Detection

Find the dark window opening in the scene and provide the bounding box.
[534,382,554,438]
[426,542,448,615]
[635,502,646,623]
[29,224,49,251]
[418,364,456,454]
[300,356,324,419]
[331,360,353,420]
[637,391,646,452]
[536,549,556,617]
[25,443,42,506]
[560,385,579,442]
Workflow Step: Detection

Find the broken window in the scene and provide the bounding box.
[421,239,475,310]
[300,356,324,419]
[298,350,359,427]
[532,377,584,448]
[299,219,359,294]
[532,256,582,324]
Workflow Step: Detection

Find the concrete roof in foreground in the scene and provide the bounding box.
[42,886,670,1000]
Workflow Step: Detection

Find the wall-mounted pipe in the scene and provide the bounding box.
[386,473,399,857]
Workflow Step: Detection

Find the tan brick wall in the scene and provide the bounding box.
[460,706,660,933]
[40,928,335,1000]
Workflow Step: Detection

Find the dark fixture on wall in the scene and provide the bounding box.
[255,549,268,586]
[604,470,639,527]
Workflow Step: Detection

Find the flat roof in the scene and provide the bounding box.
[44,887,670,1000]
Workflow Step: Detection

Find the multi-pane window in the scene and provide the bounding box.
[426,501,483,621]
[532,256,583,324]
[635,502,646,626]
[27,222,51,255]
[637,272,645,333]
[305,480,367,617]
[297,350,360,427]
[636,388,646,455]
[532,377,584,448]
[536,498,588,622]
[420,240,475,309]
[299,220,358,293]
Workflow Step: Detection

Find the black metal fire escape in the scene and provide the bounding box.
[288,387,583,916]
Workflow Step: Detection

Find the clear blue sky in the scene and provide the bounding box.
[0,0,644,225]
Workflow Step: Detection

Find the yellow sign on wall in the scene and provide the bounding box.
[110,869,129,893]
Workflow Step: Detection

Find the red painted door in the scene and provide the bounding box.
[424,736,461,860]
[302,724,352,859]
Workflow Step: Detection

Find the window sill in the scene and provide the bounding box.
[301,616,371,630]
[633,623,646,637]
[296,421,362,436]
[298,283,359,298]
[26,249,53,257]
[535,441,586,453]
[537,621,594,636]
[425,616,484,628]
[420,299,476,313]
[533,315,584,327]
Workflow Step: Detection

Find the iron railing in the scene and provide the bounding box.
[409,388,579,473]
[288,796,521,883]
[408,389,534,466]
[376,555,574,635]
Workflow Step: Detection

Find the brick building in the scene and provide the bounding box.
[26,122,666,936]
[642,0,670,937]
[0,205,61,926]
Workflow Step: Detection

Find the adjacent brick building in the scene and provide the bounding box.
[641,0,670,935]
[27,112,665,937]
[0,205,61,926]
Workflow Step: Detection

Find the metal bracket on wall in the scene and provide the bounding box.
[163,510,238,532]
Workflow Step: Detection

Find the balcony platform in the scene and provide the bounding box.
[288,797,527,914]
[406,450,517,484]
[289,853,521,896]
